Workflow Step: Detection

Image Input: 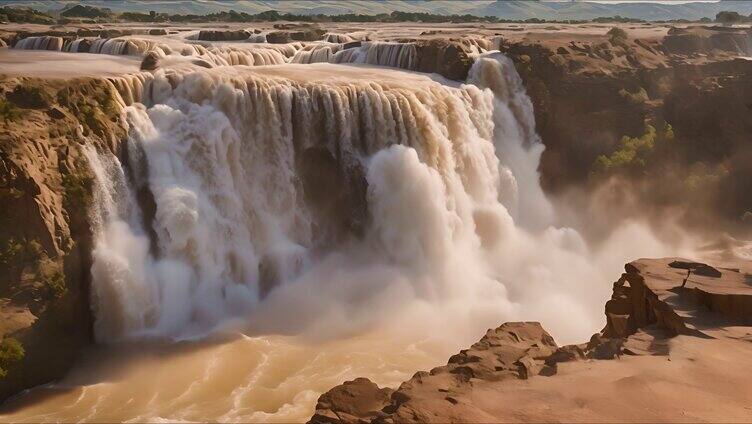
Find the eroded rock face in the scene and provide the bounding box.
[267,28,326,44]
[310,258,752,423]
[309,322,559,424]
[197,29,251,42]
[663,26,752,56]
[310,378,394,424]
[0,77,126,402]
[414,39,475,81]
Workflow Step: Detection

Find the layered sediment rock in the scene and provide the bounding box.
[605,258,752,338]
[663,26,752,56]
[197,29,251,41]
[0,77,126,401]
[310,258,752,423]
[499,27,752,226]
[267,27,327,43]
[414,39,475,81]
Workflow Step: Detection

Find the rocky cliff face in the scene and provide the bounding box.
[499,27,752,231]
[310,258,752,423]
[2,22,750,407]
[0,76,126,401]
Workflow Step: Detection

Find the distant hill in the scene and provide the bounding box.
[0,5,54,23]
[60,4,113,18]
[3,0,752,21]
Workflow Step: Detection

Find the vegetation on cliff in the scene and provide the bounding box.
[0,76,126,401]
[715,11,752,24]
[0,99,21,123]
[0,6,53,24]
[60,4,113,19]
[592,122,675,176]
[0,338,24,379]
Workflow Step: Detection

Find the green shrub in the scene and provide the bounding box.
[62,170,93,212]
[619,86,649,104]
[56,88,71,106]
[96,89,118,118]
[0,98,21,123]
[0,237,24,268]
[0,338,25,378]
[0,237,42,268]
[592,122,675,176]
[684,163,729,192]
[10,84,51,108]
[41,265,66,298]
[0,6,54,24]
[608,27,628,43]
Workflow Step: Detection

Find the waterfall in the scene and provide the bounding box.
[14,36,64,51]
[291,44,342,64]
[85,53,631,344]
[88,38,173,56]
[331,41,418,70]
[12,35,426,74]
[468,52,553,229]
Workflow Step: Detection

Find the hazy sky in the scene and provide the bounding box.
[587,1,720,3]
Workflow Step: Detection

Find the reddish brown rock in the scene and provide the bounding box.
[310,258,752,423]
[309,378,394,424]
[197,29,250,41]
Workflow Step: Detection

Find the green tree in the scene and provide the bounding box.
[0,338,24,378]
[716,11,747,24]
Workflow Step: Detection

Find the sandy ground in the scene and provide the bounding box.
[471,330,752,422]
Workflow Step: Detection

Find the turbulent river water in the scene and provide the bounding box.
[0,53,687,422]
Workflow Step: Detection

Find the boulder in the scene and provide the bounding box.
[309,258,752,423]
[309,378,394,424]
[414,39,474,81]
[265,31,292,44]
[140,51,160,71]
[197,30,250,42]
[266,28,326,44]
[309,322,559,423]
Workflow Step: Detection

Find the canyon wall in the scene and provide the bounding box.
[498,27,752,231]
[0,76,126,400]
[1,23,751,404]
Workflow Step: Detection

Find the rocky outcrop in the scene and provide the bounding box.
[267,26,327,44]
[310,258,752,423]
[663,26,752,56]
[502,29,752,228]
[310,322,560,423]
[197,29,251,42]
[310,378,395,424]
[0,76,126,402]
[414,39,475,81]
[604,258,752,339]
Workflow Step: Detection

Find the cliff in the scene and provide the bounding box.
[1,21,751,405]
[498,27,752,231]
[310,258,752,423]
[0,76,126,401]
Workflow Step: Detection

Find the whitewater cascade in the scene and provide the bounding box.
[12,34,425,73]
[14,36,65,51]
[86,52,670,345]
